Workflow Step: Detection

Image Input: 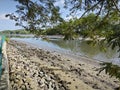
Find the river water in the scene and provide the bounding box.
[12,38,120,64]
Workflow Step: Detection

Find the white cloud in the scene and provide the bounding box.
[60,0,64,4]
[64,15,73,21]
[55,0,65,6]
[0,14,9,20]
[119,2,120,8]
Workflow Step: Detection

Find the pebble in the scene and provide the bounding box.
[7,40,119,90]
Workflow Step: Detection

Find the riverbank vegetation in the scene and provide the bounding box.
[41,13,119,40]
[0,29,30,35]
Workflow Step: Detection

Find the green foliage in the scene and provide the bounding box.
[43,28,63,35]
[107,31,120,57]
[42,19,79,40]
[65,0,120,19]
[6,0,63,33]
[0,29,30,35]
[7,0,120,37]
[74,13,102,37]
[98,62,120,80]
[60,20,79,40]
[5,37,10,43]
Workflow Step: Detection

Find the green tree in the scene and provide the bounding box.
[58,19,79,40]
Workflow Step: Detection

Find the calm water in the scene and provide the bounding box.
[12,38,120,64]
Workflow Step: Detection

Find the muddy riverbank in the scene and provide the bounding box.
[7,40,119,90]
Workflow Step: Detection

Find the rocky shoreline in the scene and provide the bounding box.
[6,40,119,90]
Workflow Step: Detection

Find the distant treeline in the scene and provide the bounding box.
[0,29,30,35]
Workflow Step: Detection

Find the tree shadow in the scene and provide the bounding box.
[0,79,8,90]
[0,68,8,90]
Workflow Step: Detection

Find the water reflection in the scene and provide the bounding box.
[12,38,119,62]
[49,39,119,61]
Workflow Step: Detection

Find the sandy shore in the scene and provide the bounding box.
[6,40,119,90]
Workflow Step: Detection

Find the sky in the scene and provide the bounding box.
[0,0,22,31]
[0,0,82,31]
[2,0,119,31]
[0,0,67,31]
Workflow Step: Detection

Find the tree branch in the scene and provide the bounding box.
[112,0,120,13]
[80,0,102,18]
